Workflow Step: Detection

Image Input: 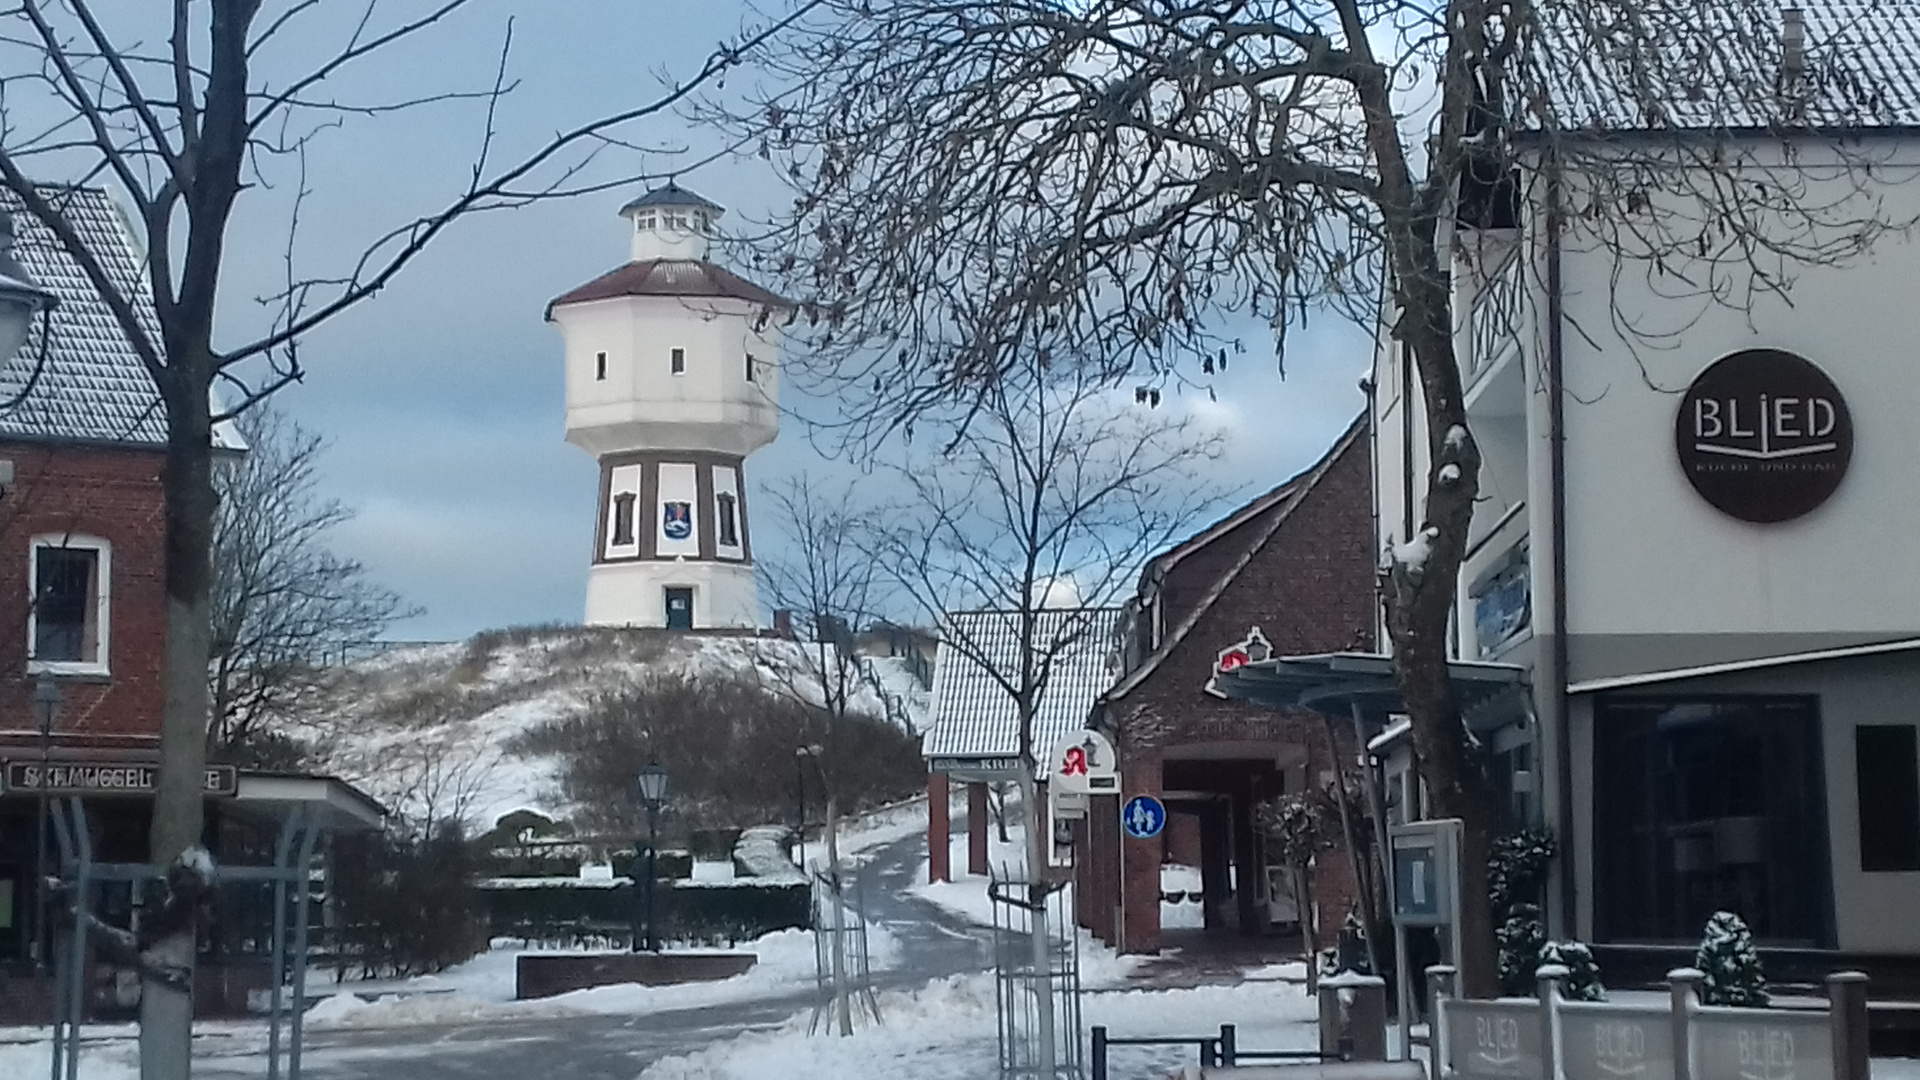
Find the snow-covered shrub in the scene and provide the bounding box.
[1539,940,1605,1001]
[1489,828,1558,916]
[1496,904,1547,996]
[1695,910,1769,1007]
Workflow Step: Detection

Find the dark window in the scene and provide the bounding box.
[671,348,685,375]
[1857,725,1920,872]
[34,547,98,663]
[610,492,637,547]
[595,352,607,381]
[1593,697,1828,945]
[664,587,693,631]
[716,491,739,547]
[744,353,756,383]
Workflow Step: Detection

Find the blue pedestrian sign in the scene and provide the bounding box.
[1121,796,1167,839]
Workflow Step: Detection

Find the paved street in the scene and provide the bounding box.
[193,829,985,1079]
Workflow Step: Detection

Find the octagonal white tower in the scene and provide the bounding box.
[546,184,788,629]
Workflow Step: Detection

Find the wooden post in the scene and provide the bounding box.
[1668,968,1704,1080]
[1826,971,1869,1080]
[1090,1025,1108,1080]
[927,773,951,884]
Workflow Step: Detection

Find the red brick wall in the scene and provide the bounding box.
[0,440,168,745]
[1121,424,1376,750]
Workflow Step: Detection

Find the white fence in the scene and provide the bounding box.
[1430,966,1870,1080]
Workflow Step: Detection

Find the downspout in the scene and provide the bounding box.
[1545,159,1578,937]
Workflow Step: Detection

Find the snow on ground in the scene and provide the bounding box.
[914,834,1206,943]
[794,795,938,873]
[300,628,923,830]
[638,972,1324,1080]
[295,923,902,1030]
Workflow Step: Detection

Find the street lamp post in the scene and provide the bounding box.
[635,763,669,953]
[31,677,60,972]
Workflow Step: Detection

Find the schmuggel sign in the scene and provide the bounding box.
[1675,348,1852,523]
[3,761,239,797]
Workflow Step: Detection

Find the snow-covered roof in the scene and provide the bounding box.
[0,186,244,451]
[1535,0,1920,133]
[921,608,1121,765]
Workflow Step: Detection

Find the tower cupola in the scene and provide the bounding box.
[620,182,726,262]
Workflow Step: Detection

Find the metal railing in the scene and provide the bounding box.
[1089,1023,1339,1080]
[1468,254,1524,383]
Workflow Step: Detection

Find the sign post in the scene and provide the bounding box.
[1388,818,1463,1060]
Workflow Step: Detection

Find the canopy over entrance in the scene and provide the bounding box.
[1211,651,1529,731]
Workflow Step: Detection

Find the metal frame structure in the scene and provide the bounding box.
[989,871,1083,1080]
[44,798,325,1080]
[808,866,880,1034]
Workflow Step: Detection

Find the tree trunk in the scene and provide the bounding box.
[1295,864,1318,996]
[142,366,218,1079]
[1017,765,1058,1078]
[825,792,852,1036]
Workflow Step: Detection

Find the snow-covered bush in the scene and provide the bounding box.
[1489,828,1558,916]
[1539,940,1605,1001]
[1695,910,1769,1007]
[1496,904,1547,996]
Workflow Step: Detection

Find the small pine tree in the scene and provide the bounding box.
[1695,910,1769,1007]
[1539,940,1605,1002]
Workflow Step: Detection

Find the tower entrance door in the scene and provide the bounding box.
[664,587,694,630]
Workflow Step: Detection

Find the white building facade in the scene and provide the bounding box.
[547,185,787,629]
[1373,26,1920,968]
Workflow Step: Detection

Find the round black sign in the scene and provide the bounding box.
[1674,348,1852,524]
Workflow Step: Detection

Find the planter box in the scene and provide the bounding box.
[514,951,756,1000]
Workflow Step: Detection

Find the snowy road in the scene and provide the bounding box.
[196,828,987,1080]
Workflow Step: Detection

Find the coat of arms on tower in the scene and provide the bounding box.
[661,501,693,541]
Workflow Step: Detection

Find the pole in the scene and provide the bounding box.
[631,834,645,954]
[796,754,807,862]
[645,802,659,952]
[35,709,51,973]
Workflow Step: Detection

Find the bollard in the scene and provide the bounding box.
[1220,1024,1239,1068]
[1321,969,1390,1062]
[1826,972,1869,1080]
[1091,1025,1108,1080]
[1668,968,1704,1080]
[1536,964,1568,1080]
[1427,966,1458,1079]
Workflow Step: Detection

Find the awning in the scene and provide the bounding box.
[1211,651,1530,731]
[229,772,387,833]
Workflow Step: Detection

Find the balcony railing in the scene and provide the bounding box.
[1467,254,1524,383]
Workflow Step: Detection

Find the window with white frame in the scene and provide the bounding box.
[665,211,689,231]
[29,535,110,674]
[634,210,656,230]
[671,348,686,375]
[744,353,757,383]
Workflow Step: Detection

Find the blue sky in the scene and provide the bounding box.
[228,1,1376,640]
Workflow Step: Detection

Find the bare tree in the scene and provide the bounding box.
[715,0,1916,995]
[210,409,415,768]
[866,350,1223,1071]
[0,3,816,1070]
[756,474,885,1034]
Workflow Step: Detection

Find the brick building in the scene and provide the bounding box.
[1078,415,1377,955]
[0,187,381,1020]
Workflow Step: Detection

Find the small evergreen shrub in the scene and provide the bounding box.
[1695,910,1769,1007]
[1539,939,1605,1002]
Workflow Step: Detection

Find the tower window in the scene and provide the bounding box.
[744,354,756,383]
[717,492,739,547]
[671,348,686,375]
[635,211,655,230]
[610,491,637,547]
[665,211,689,231]
[595,352,607,381]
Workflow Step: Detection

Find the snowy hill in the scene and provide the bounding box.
[298,626,929,833]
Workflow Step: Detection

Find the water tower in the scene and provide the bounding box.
[546,183,787,629]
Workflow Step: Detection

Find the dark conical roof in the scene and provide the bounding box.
[618,181,725,217]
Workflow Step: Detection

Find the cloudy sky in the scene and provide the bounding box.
[204,1,1375,641]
